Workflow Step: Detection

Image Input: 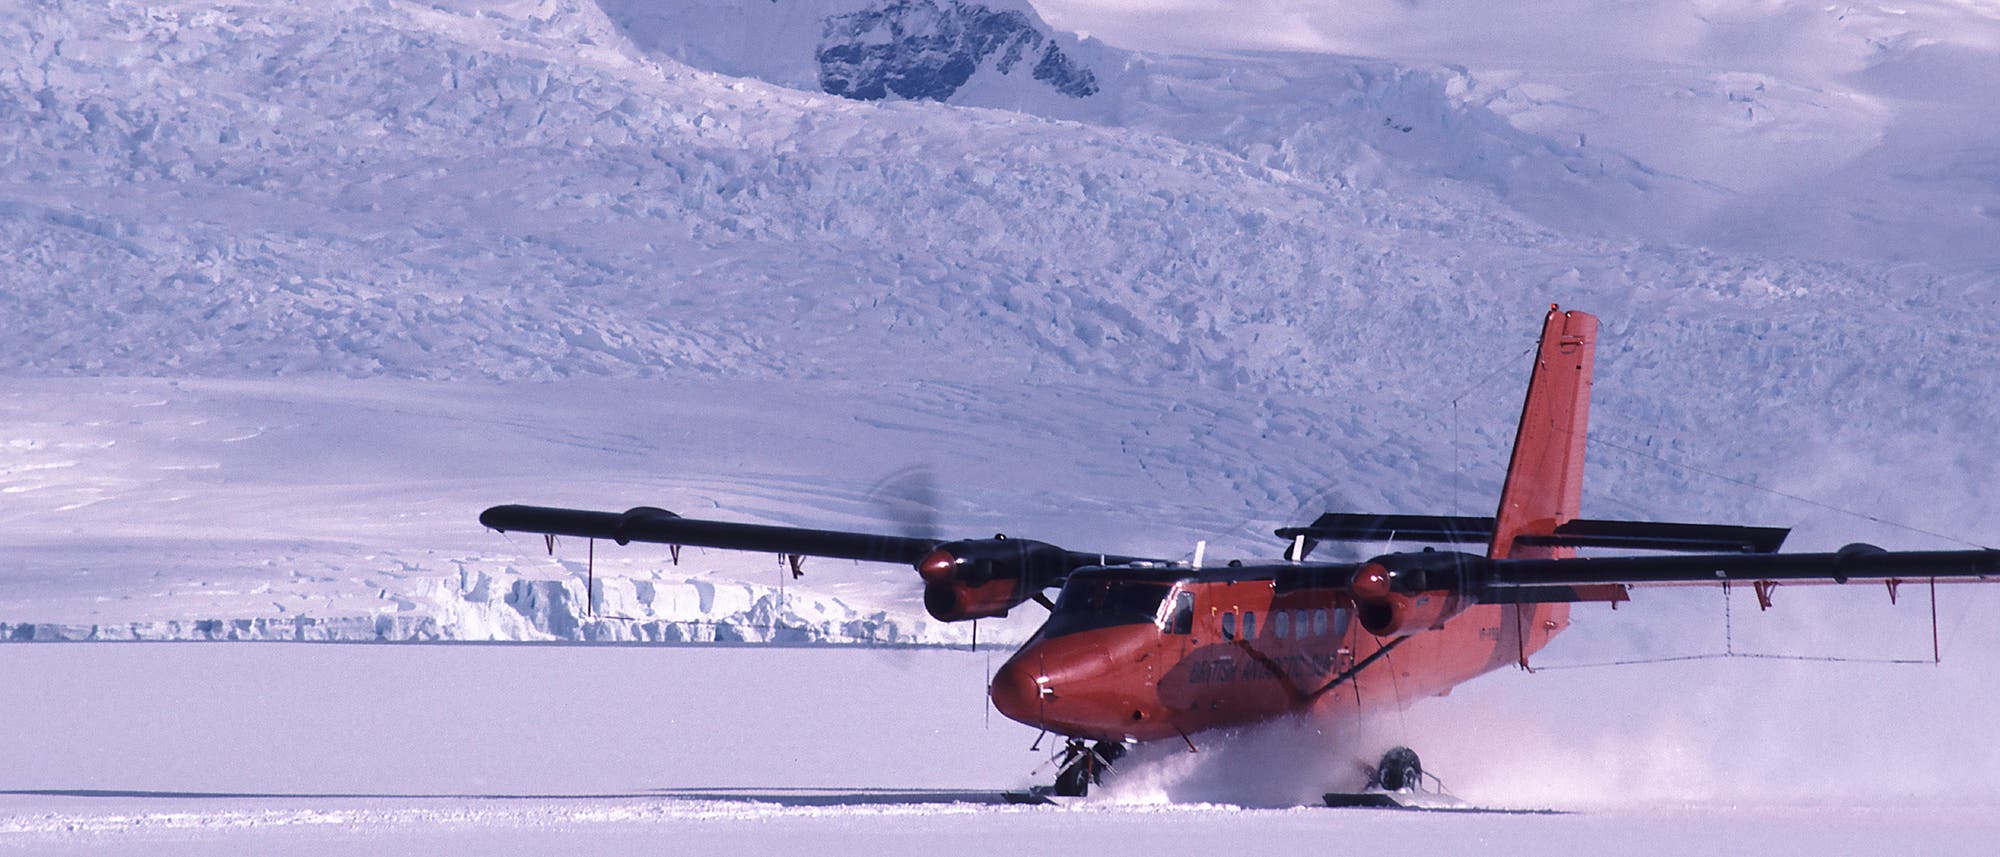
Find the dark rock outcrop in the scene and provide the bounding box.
[816,0,1097,102]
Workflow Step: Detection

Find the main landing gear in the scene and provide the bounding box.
[1051,738,1125,797]
[1324,746,1465,810]
[1370,746,1424,792]
[1004,737,1126,803]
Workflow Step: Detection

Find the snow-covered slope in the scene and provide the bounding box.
[1036,0,2000,268]
[595,0,1700,241]
[9,0,1647,387]
[6,1,1992,416]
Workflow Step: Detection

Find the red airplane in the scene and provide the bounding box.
[481,306,1998,801]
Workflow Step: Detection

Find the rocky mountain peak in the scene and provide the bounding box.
[814,0,1097,101]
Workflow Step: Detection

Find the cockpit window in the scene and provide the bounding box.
[1041,577,1174,639]
[1164,591,1195,635]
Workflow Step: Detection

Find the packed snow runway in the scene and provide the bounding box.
[4,643,1997,856]
[7,795,1997,857]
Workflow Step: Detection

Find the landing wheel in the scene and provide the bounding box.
[1374,746,1423,792]
[1052,739,1124,797]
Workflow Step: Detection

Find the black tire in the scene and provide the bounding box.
[1054,760,1093,797]
[1052,742,1124,797]
[1376,746,1422,792]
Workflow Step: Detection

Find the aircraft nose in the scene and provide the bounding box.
[988,655,1045,726]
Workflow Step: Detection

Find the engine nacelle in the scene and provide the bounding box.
[916,537,1074,622]
[1350,551,1486,637]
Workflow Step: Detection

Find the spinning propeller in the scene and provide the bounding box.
[866,464,941,542]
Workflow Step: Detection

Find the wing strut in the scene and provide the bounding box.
[1305,637,1410,702]
[1930,576,1940,664]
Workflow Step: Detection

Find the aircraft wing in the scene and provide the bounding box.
[1339,542,1999,636]
[479,504,941,565]
[479,503,1163,622]
[1482,544,2000,594]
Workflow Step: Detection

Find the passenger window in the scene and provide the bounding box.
[1273,611,1289,639]
[1166,592,1195,635]
[1243,612,1257,639]
[1221,611,1236,640]
[1313,609,1328,637]
[1294,610,1309,638]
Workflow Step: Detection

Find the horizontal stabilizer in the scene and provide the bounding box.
[1276,513,1789,554]
[1278,514,1493,546]
[1521,518,1790,553]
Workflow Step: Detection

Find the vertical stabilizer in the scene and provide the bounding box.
[1489,306,1598,560]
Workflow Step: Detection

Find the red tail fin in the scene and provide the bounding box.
[1489,306,1598,560]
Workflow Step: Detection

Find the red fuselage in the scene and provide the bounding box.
[991,308,1600,745]
[989,569,1569,743]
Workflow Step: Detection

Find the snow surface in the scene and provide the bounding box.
[2,0,1999,847]
[3,644,1999,855]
